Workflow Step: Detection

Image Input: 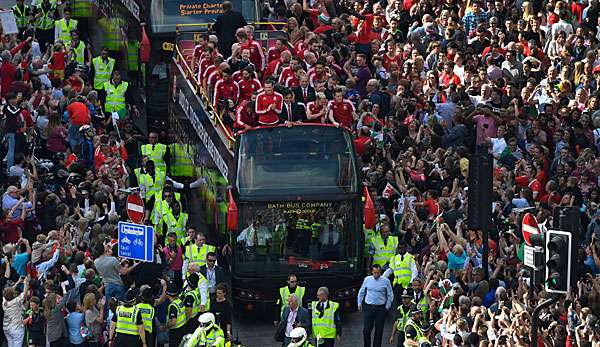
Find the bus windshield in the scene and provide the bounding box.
[236,126,358,196]
[233,200,360,275]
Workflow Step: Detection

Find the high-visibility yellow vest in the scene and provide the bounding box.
[12,5,29,29]
[140,143,167,173]
[71,41,86,64]
[169,143,195,177]
[364,227,375,257]
[150,198,170,235]
[36,4,56,30]
[278,286,305,315]
[127,40,140,72]
[168,298,187,329]
[311,301,339,339]
[163,212,188,245]
[101,17,124,51]
[72,0,93,18]
[184,287,201,317]
[115,305,139,335]
[104,81,128,113]
[136,303,155,333]
[136,169,166,202]
[416,295,428,315]
[185,243,216,267]
[389,253,415,287]
[55,18,78,46]
[92,56,115,90]
[187,326,225,347]
[403,319,429,347]
[395,305,411,331]
[372,234,398,266]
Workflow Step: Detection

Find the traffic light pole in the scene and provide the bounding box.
[530,295,559,347]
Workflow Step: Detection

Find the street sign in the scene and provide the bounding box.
[118,221,154,262]
[523,244,545,286]
[522,213,540,246]
[524,244,535,268]
[127,194,145,224]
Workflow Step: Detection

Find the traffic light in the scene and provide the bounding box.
[545,230,572,294]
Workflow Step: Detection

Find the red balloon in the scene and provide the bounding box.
[363,186,376,229]
[227,190,238,232]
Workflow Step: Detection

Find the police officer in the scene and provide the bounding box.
[136,280,167,347]
[411,278,429,318]
[310,287,341,347]
[403,309,430,347]
[33,0,58,49]
[370,223,398,268]
[163,201,189,245]
[168,141,195,179]
[135,160,166,203]
[183,273,207,334]
[110,288,146,347]
[166,282,188,347]
[184,312,225,347]
[275,274,306,325]
[54,7,77,46]
[101,70,138,120]
[13,0,31,39]
[184,232,216,269]
[68,30,91,67]
[389,288,413,347]
[384,242,418,299]
[141,132,168,173]
[91,47,116,92]
[287,327,314,347]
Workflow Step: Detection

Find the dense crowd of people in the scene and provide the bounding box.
[0,0,238,347]
[205,0,600,345]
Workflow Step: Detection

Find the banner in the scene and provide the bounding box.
[0,11,18,35]
[170,60,234,179]
[150,0,244,33]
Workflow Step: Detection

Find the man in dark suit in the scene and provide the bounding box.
[293,75,316,105]
[276,294,311,347]
[213,0,247,57]
[280,89,307,125]
[199,252,227,302]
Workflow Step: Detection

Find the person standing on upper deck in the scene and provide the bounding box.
[256,80,283,125]
[213,1,247,59]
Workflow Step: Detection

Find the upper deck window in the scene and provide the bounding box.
[236,126,358,196]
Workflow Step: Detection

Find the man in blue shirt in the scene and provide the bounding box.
[358,264,394,347]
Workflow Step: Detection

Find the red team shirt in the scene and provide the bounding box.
[240,39,266,72]
[306,101,326,123]
[328,99,355,128]
[238,78,262,102]
[213,79,240,108]
[255,91,283,125]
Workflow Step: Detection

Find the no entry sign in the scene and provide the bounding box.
[127,193,145,224]
[522,212,540,246]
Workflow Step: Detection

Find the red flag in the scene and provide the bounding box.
[382,182,398,199]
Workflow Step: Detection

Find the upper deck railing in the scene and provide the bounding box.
[170,22,287,179]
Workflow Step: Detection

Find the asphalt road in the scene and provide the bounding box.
[234,309,398,347]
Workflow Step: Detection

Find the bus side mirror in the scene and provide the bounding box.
[227,190,238,232]
[363,186,376,229]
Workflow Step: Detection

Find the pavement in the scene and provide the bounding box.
[234,310,398,347]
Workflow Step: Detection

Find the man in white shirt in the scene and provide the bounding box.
[551,14,574,39]
[236,217,272,249]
